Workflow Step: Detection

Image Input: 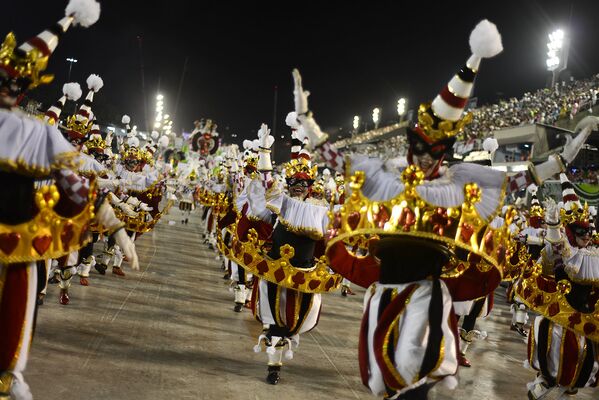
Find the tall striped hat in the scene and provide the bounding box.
[66,74,103,141]
[44,82,81,125]
[414,19,503,144]
[0,0,101,90]
[559,173,589,225]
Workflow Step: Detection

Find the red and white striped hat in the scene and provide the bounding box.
[44,82,81,125]
[415,19,503,143]
[560,173,589,226]
[0,0,101,89]
[66,74,103,141]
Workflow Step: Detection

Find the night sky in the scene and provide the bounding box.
[3,0,599,158]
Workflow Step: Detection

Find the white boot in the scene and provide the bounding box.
[233,284,246,312]
[527,375,555,400]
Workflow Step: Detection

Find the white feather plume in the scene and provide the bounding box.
[265,136,275,148]
[469,19,503,59]
[62,82,82,101]
[66,0,101,28]
[158,135,169,147]
[127,137,139,148]
[322,168,331,176]
[482,137,499,153]
[121,115,131,124]
[285,111,299,128]
[251,139,260,151]
[151,130,160,139]
[86,74,104,92]
[243,139,253,150]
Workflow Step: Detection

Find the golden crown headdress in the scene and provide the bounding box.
[284,157,317,180]
[417,103,473,142]
[84,136,106,152]
[0,33,54,90]
[66,114,93,138]
[122,146,143,161]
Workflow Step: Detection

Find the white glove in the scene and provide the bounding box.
[139,203,153,212]
[112,229,139,270]
[97,178,117,190]
[542,198,559,225]
[560,116,598,163]
[257,123,274,171]
[292,69,328,148]
[292,68,310,115]
[118,202,138,217]
[125,196,142,207]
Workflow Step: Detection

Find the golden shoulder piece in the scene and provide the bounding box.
[560,202,589,225]
[0,32,54,90]
[417,102,473,142]
[516,263,599,342]
[227,224,342,294]
[284,158,317,180]
[326,165,512,279]
[0,183,95,263]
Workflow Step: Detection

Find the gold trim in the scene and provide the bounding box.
[227,223,341,294]
[325,168,511,280]
[0,183,95,263]
[381,285,418,389]
[0,151,80,178]
[515,265,599,342]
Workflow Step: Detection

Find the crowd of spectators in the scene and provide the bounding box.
[459,75,599,140]
[567,167,599,184]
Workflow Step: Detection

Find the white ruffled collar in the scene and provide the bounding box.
[563,242,599,285]
[0,108,78,177]
[267,194,329,240]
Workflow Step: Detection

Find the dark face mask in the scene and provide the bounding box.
[286,178,312,187]
[407,128,455,161]
[572,226,591,236]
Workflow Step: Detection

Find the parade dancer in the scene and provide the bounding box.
[247,123,328,385]
[0,1,137,397]
[525,173,599,399]
[294,18,594,398]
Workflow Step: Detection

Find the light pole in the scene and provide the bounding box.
[352,115,360,141]
[372,107,380,129]
[397,98,406,122]
[66,58,77,81]
[546,29,569,88]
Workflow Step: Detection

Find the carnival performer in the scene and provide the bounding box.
[293,18,595,399]
[244,122,329,385]
[525,173,599,399]
[0,1,138,397]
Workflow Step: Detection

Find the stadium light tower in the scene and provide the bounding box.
[546,29,569,88]
[372,107,380,129]
[397,98,407,121]
[66,58,77,81]
[353,115,360,131]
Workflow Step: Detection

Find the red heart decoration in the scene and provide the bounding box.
[308,279,321,290]
[0,232,21,255]
[61,222,74,249]
[33,235,52,255]
[460,223,474,242]
[347,212,360,230]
